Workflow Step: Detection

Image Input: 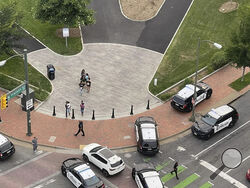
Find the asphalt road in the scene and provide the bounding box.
[82,0,192,53]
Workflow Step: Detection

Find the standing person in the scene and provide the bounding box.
[86,78,91,93]
[79,81,85,96]
[171,162,179,180]
[74,121,85,136]
[32,137,38,153]
[65,101,71,117]
[85,73,89,81]
[80,101,85,116]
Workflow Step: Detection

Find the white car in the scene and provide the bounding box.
[82,143,125,176]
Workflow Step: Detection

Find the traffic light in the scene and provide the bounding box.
[1,94,8,110]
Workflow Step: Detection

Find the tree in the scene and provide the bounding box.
[226,13,250,81]
[0,1,22,54]
[35,0,95,27]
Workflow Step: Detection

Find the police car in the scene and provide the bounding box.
[135,116,159,155]
[191,105,239,139]
[82,143,125,176]
[171,82,212,112]
[132,164,164,188]
[61,158,104,188]
[0,133,15,160]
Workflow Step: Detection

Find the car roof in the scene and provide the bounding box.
[141,123,156,140]
[0,134,8,145]
[74,164,96,180]
[98,148,121,164]
[177,84,200,99]
[143,171,163,188]
[208,105,234,119]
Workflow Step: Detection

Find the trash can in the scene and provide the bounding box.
[47,64,55,80]
[21,88,35,111]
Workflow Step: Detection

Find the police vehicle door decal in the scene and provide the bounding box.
[214,117,232,133]
[67,172,81,187]
[196,92,206,104]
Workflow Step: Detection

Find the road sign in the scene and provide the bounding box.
[26,99,33,110]
[7,83,26,100]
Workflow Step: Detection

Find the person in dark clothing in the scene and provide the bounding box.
[75,121,85,136]
[32,137,38,153]
[171,162,179,180]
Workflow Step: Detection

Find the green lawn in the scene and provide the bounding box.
[149,0,250,95]
[1,0,82,55]
[230,71,250,91]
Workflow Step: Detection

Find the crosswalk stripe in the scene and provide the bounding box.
[173,173,199,188]
[161,165,186,183]
[200,181,213,188]
[156,161,170,171]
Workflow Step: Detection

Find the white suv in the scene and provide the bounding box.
[82,143,125,176]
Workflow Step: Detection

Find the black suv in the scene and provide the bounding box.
[191,105,239,139]
[134,116,159,155]
[0,134,15,160]
[171,82,212,112]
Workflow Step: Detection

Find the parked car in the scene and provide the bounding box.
[61,158,104,188]
[246,169,250,181]
[134,116,159,155]
[171,82,212,112]
[0,133,15,160]
[191,105,239,139]
[82,143,125,176]
[132,163,164,188]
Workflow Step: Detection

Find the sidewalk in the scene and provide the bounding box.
[0,65,249,150]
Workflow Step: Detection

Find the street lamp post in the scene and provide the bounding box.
[191,38,222,122]
[0,49,32,136]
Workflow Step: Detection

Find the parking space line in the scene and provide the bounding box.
[200,160,247,188]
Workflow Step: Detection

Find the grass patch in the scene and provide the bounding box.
[1,0,82,55]
[229,72,250,91]
[149,0,250,95]
[158,91,175,101]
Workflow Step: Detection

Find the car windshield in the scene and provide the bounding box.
[201,114,217,126]
[84,175,100,186]
[173,96,185,105]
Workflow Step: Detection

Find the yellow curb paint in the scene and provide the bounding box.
[79,145,86,150]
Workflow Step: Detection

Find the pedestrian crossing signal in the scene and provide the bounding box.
[1,94,8,110]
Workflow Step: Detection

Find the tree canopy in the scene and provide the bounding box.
[0,1,22,54]
[226,13,250,81]
[35,0,95,27]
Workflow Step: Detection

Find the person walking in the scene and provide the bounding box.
[86,78,91,93]
[65,101,71,118]
[32,137,38,153]
[171,162,179,180]
[80,101,85,116]
[79,81,85,96]
[74,121,85,136]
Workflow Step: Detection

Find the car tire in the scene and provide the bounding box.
[61,166,66,176]
[187,104,193,112]
[205,132,213,140]
[102,169,109,177]
[206,89,212,99]
[228,121,234,128]
[132,168,135,179]
[82,154,89,162]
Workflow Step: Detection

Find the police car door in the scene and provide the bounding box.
[195,90,206,104]
[214,116,232,133]
[135,174,144,188]
[67,171,82,187]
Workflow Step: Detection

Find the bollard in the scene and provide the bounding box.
[71,109,75,119]
[92,110,95,120]
[52,106,56,116]
[0,116,2,123]
[65,108,67,118]
[130,105,134,115]
[146,100,150,110]
[111,108,115,118]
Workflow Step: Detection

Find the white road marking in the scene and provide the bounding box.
[48,136,56,143]
[208,181,214,186]
[194,120,250,158]
[194,172,200,177]
[226,155,250,174]
[159,150,163,154]
[182,164,188,169]
[200,160,247,188]
[0,152,51,176]
[123,135,131,140]
[25,171,60,188]
[168,157,175,161]
[177,146,186,152]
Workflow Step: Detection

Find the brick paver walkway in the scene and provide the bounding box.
[0,65,249,149]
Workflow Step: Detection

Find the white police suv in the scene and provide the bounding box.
[82,143,125,176]
[132,164,164,188]
[0,133,15,160]
[171,82,212,112]
[61,158,104,188]
[191,105,239,139]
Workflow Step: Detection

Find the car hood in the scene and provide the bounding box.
[193,121,212,132]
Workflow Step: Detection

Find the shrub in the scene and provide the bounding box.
[210,51,228,70]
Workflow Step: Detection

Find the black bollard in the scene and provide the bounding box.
[0,116,2,123]
[92,110,95,120]
[71,109,75,119]
[111,108,115,118]
[146,100,150,110]
[130,105,134,115]
[52,106,56,116]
